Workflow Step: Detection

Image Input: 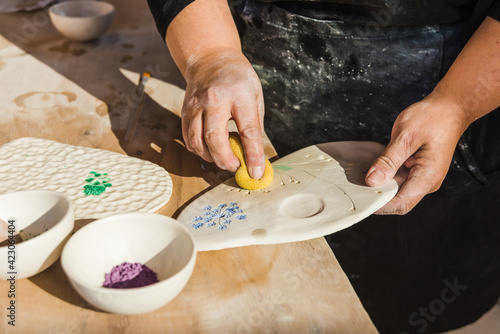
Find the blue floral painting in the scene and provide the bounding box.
[191,202,246,231]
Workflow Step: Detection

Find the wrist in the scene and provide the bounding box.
[184,46,248,84]
[425,88,472,132]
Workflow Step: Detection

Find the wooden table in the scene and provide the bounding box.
[0,1,378,333]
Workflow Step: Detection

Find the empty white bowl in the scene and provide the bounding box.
[49,1,115,41]
[61,213,197,315]
[0,190,74,279]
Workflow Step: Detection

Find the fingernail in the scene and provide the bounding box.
[367,169,385,185]
[250,166,264,180]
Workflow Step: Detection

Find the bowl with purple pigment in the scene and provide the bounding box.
[61,213,196,315]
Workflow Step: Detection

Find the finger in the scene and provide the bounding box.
[182,106,213,163]
[204,107,240,172]
[181,94,197,153]
[366,136,416,187]
[232,96,265,180]
[375,163,436,215]
[181,89,197,152]
[404,156,417,169]
[255,86,265,135]
[181,108,194,152]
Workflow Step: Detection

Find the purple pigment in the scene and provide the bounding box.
[103,262,159,289]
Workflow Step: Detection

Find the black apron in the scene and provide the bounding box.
[232,1,500,333]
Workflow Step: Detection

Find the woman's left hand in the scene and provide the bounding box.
[365,93,470,215]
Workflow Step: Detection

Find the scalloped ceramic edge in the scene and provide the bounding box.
[177,142,398,251]
[0,137,173,219]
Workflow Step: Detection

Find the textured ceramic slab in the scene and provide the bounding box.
[0,138,173,219]
[177,142,399,251]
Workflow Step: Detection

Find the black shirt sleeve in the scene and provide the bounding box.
[488,1,500,21]
[147,0,195,40]
[146,0,500,41]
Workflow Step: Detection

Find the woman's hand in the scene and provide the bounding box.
[163,0,266,179]
[366,17,500,215]
[365,93,469,214]
[182,47,266,179]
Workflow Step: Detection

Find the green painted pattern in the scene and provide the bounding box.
[83,171,112,196]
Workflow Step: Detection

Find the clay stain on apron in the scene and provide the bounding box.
[299,35,332,62]
[342,54,364,77]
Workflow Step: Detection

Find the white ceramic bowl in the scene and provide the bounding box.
[0,190,74,279]
[49,1,115,42]
[61,213,197,315]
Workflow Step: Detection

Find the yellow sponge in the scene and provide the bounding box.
[228,132,273,190]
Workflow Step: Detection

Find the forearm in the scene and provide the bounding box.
[432,17,500,125]
[165,0,242,77]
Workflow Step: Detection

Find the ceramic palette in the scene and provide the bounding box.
[0,137,172,219]
[177,141,399,251]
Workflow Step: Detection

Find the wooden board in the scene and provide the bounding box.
[0,1,378,333]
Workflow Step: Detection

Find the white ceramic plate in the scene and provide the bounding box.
[177,142,401,251]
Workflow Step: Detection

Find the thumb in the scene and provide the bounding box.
[366,140,414,187]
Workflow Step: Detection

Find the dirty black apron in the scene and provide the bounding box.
[232,1,500,333]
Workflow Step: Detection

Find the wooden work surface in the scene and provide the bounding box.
[0,1,378,333]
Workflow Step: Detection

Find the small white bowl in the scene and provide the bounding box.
[49,1,115,42]
[0,190,74,279]
[61,213,197,315]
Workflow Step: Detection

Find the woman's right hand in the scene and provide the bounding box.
[182,46,266,179]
